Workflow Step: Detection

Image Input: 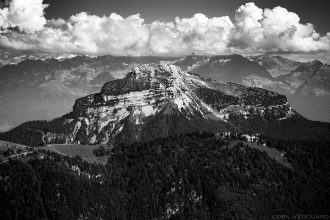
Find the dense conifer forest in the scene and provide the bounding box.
[0,133,329,219]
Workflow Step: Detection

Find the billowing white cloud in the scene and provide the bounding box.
[66,12,150,55]
[149,13,234,55]
[0,0,48,33]
[0,1,329,56]
[231,3,330,53]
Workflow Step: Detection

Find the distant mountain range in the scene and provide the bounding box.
[1,64,329,146]
[0,55,177,130]
[173,54,330,122]
[0,54,329,133]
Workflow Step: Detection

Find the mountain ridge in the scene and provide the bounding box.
[1,63,329,146]
[174,54,330,122]
[0,55,178,130]
[1,53,329,131]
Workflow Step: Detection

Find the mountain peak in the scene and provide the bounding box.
[3,62,322,146]
[100,64,208,96]
[130,63,184,78]
[45,64,305,145]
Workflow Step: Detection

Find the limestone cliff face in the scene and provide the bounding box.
[43,64,299,145]
[4,63,330,146]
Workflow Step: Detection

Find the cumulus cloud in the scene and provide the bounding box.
[0,0,329,56]
[66,12,150,55]
[149,14,234,55]
[231,3,330,53]
[0,0,48,33]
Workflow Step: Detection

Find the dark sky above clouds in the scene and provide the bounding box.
[43,0,330,34]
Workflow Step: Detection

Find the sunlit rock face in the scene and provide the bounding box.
[47,64,299,145]
[0,55,178,130]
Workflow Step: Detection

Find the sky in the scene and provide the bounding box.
[43,0,330,35]
[0,0,329,61]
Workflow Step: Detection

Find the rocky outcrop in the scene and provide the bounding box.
[3,63,330,146]
[27,64,304,145]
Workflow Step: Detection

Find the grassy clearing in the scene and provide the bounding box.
[228,141,292,168]
[39,144,109,165]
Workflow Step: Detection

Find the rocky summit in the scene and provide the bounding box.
[59,64,306,144]
[4,63,330,147]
